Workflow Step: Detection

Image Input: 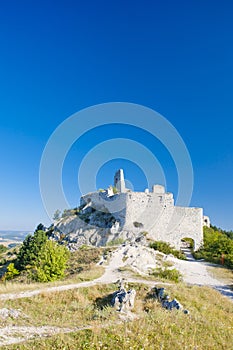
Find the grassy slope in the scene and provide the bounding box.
[0,282,232,350]
[0,241,233,349]
[0,246,105,294]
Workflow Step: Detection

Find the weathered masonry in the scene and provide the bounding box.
[81,169,207,251]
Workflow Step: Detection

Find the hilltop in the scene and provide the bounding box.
[49,169,206,252]
[0,170,232,348]
[0,240,232,348]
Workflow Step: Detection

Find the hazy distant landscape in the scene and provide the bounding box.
[0,231,31,245]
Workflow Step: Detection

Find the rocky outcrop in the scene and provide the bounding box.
[111,280,136,312]
[49,205,147,250]
[153,287,189,314]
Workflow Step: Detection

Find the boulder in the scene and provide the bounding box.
[112,283,136,312]
[153,287,189,314]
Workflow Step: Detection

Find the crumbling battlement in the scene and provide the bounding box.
[80,169,205,251]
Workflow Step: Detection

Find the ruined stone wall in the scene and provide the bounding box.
[120,192,203,250]
[80,191,127,226]
[80,189,203,251]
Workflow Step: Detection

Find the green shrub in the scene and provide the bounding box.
[0,244,7,254]
[32,240,70,282]
[150,267,182,283]
[106,238,125,246]
[98,188,105,192]
[141,231,149,236]
[194,226,233,268]
[5,263,19,280]
[133,221,143,228]
[13,228,70,282]
[150,241,186,260]
[0,258,6,265]
[112,186,118,194]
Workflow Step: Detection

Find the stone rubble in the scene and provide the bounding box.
[111,279,136,313]
[153,287,189,314]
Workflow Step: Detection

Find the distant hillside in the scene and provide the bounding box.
[0,230,31,243]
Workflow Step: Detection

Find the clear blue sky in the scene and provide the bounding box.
[0,1,232,231]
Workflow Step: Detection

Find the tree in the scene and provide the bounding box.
[0,244,7,254]
[14,228,70,282]
[53,209,61,221]
[15,230,48,270]
[33,240,69,282]
[35,223,46,231]
[194,227,233,268]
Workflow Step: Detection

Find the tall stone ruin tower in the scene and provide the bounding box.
[114,169,126,193]
[80,169,205,251]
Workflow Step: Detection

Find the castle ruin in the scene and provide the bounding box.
[80,169,206,251]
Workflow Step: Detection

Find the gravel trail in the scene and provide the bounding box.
[0,244,232,347]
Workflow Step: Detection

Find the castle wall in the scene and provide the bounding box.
[80,191,127,226]
[81,189,203,251]
[121,192,203,250]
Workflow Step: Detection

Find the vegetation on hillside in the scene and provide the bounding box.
[0,223,233,348]
[1,283,232,350]
[0,239,104,287]
[211,225,233,240]
[0,244,7,254]
[150,241,186,260]
[150,265,182,283]
[194,226,233,269]
[1,227,70,282]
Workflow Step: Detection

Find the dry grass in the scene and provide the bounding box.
[207,265,233,287]
[0,282,232,349]
[0,265,104,295]
[0,246,232,349]
[0,246,105,295]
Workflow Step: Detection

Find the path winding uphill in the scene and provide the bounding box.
[0,244,232,346]
[169,248,233,301]
[0,244,232,302]
[0,245,167,301]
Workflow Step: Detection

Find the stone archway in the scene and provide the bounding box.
[180,237,195,250]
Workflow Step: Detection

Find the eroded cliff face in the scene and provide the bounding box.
[49,206,144,251]
[49,185,203,251]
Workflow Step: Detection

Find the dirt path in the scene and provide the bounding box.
[0,245,168,301]
[0,326,80,346]
[0,245,232,347]
[0,246,232,302]
[169,248,233,301]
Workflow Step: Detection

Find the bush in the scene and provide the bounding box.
[133,221,143,228]
[150,241,186,260]
[14,228,70,282]
[112,186,118,194]
[107,238,125,246]
[194,227,233,268]
[150,267,182,283]
[211,225,233,240]
[5,263,19,280]
[33,240,70,282]
[0,244,7,254]
[0,258,6,265]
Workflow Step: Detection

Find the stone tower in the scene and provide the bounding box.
[114,169,126,193]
